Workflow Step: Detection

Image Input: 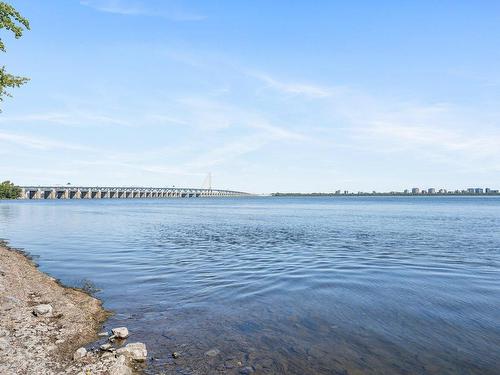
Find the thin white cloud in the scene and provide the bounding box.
[186,135,268,169]
[80,0,205,21]
[176,96,307,141]
[359,122,500,158]
[146,114,190,126]
[0,131,93,151]
[249,71,333,98]
[74,159,203,177]
[0,111,132,127]
[249,121,307,141]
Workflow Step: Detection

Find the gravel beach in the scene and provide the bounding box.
[0,244,143,374]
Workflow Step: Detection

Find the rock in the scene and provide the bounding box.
[98,331,109,337]
[73,347,87,360]
[116,342,147,361]
[0,328,9,337]
[205,348,220,357]
[100,343,113,351]
[111,327,129,339]
[101,351,116,359]
[109,355,132,375]
[33,304,53,317]
[172,351,180,359]
[239,366,255,374]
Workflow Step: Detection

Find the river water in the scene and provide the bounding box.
[1,196,499,374]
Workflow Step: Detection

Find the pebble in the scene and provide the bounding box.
[111,327,129,339]
[32,304,53,317]
[0,328,9,337]
[116,342,147,361]
[205,348,220,357]
[0,337,9,351]
[73,347,87,360]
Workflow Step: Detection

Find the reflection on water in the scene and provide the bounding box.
[1,197,500,374]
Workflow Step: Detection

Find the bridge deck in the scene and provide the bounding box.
[20,186,250,199]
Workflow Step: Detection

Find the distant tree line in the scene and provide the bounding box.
[0,180,21,199]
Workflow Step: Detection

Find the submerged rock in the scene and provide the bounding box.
[111,327,129,339]
[239,366,255,374]
[205,348,221,357]
[116,342,147,361]
[33,304,53,317]
[73,347,87,360]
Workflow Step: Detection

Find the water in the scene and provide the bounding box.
[1,196,499,374]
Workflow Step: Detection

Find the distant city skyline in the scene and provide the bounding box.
[1,1,500,193]
[274,186,500,196]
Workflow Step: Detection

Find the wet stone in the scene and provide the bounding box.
[100,343,113,351]
[116,342,147,361]
[111,327,129,339]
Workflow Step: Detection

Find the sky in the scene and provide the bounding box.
[1,0,500,193]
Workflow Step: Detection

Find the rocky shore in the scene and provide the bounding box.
[0,244,146,374]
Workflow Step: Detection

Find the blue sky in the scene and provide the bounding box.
[1,0,500,193]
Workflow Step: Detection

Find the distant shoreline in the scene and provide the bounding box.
[271,192,500,197]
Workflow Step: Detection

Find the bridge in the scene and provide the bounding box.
[20,186,251,199]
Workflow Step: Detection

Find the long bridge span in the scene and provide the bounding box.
[20,186,251,199]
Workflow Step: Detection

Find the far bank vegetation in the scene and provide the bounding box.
[0,180,21,199]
